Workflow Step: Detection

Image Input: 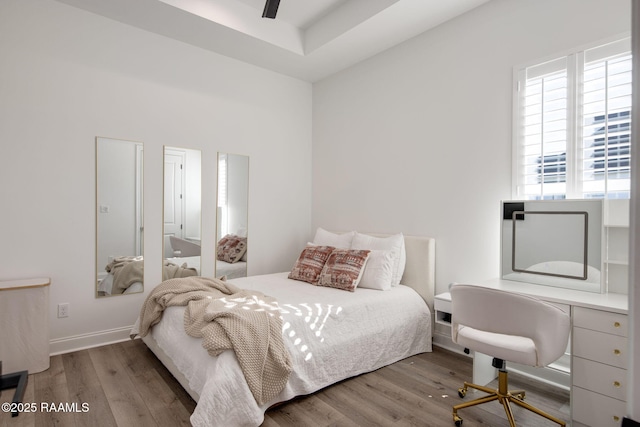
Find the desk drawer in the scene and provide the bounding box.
[573,306,627,337]
[572,327,627,369]
[572,386,625,426]
[572,356,626,401]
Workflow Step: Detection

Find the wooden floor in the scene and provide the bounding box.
[1,340,569,427]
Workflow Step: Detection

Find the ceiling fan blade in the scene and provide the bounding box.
[262,0,280,19]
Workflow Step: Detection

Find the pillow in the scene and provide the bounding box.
[288,245,335,284]
[317,249,371,292]
[358,250,395,291]
[351,232,406,286]
[312,228,355,249]
[217,234,247,264]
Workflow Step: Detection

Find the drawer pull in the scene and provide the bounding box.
[614,349,621,355]
[613,381,621,388]
[614,321,621,328]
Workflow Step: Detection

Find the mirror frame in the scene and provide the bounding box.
[95,136,144,298]
[215,152,249,279]
[163,146,202,279]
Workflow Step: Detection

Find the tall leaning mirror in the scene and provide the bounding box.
[216,153,249,279]
[96,137,144,297]
[163,146,202,280]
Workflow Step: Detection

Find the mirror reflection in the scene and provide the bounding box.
[216,153,249,279]
[501,199,603,293]
[96,137,144,297]
[163,147,202,279]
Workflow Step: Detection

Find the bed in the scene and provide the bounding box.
[165,255,248,279]
[98,256,199,296]
[97,256,144,296]
[164,256,202,275]
[132,232,435,427]
[216,259,248,279]
[216,233,248,279]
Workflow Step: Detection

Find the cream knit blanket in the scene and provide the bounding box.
[136,276,291,405]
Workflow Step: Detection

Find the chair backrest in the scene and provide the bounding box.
[450,284,570,367]
[169,236,201,257]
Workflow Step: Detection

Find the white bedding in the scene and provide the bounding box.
[97,272,143,295]
[164,257,247,279]
[165,256,201,274]
[216,259,247,279]
[141,272,432,427]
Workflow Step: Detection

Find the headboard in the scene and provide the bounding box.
[400,235,436,312]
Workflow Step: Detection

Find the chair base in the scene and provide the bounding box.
[452,369,566,427]
[0,368,29,418]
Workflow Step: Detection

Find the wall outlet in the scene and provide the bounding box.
[58,303,70,318]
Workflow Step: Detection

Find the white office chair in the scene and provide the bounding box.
[169,236,201,257]
[450,284,570,427]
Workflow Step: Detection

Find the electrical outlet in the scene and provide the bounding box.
[58,303,69,318]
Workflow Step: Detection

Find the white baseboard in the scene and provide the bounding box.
[433,332,468,356]
[49,325,134,356]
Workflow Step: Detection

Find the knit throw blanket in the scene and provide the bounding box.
[135,276,292,405]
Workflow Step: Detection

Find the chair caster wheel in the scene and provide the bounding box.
[453,415,463,426]
[458,388,466,398]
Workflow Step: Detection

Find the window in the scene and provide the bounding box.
[514,37,632,200]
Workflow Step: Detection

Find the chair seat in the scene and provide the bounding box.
[456,325,538,366]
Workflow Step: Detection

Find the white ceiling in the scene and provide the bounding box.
[55,0,490,82]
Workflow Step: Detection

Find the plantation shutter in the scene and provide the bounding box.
[514,37,632,200]
[517,57,571,199]
[579,39,632,199]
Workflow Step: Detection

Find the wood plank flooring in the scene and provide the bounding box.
[1,340,569,427]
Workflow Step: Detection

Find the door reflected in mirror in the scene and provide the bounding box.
[96,137,144,297]
[216,153,249,279]
[163,147,202,280]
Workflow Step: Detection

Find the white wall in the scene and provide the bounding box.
[0,0,312,352]
[312,0,631,295]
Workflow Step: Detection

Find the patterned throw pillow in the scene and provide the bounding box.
[317,249,371,292]
[288,245,336,284]
[217,234,247,264]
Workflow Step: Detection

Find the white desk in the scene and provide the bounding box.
[477,278,627,313]
[435,279,629,427]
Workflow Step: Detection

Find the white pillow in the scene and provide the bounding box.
[351,232,406,286]
[358,250,394,290]
[312,228,355,249]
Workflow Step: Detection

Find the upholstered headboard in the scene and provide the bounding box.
[372,234,435,312]
[402,235,436,312]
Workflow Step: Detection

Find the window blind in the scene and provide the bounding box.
[520,64,569,199]
[580,48,632,199]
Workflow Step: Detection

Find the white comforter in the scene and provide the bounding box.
[142,272,432,427]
